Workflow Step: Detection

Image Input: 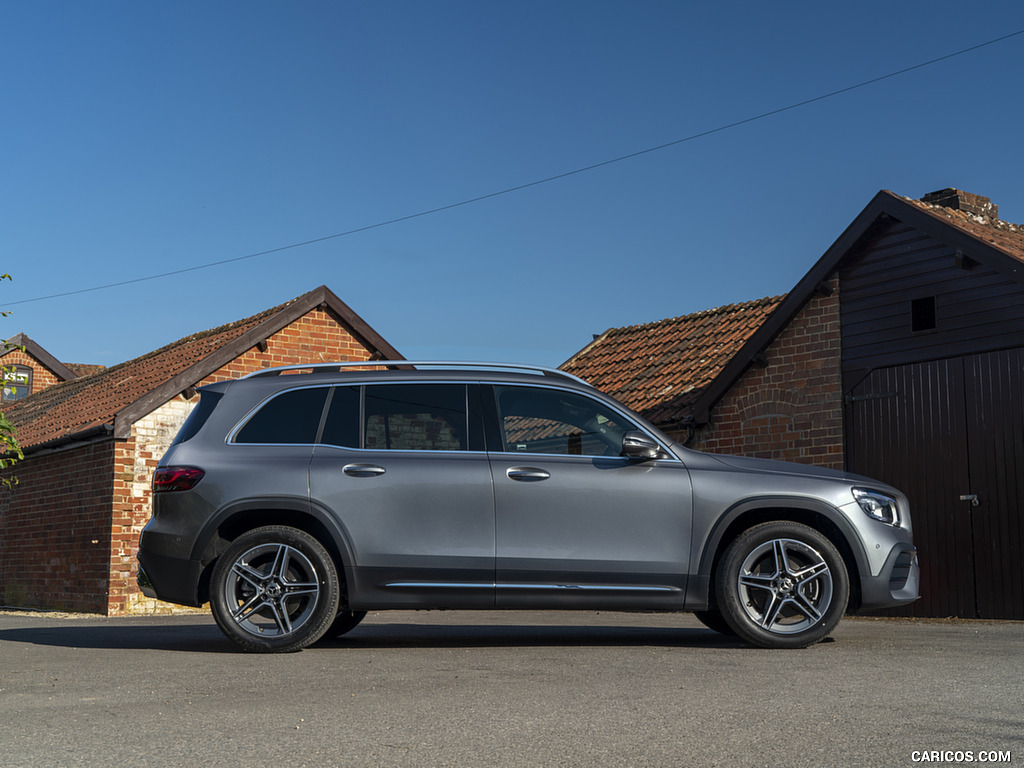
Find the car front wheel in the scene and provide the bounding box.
[210,525,340,653]
[326,609,367,638]
[715,521,849,649]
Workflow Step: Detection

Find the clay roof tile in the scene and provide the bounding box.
[5,290,325,451]
[561,295,784,427]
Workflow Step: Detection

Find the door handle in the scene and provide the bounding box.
[343,463,386,478]
[507,467,550,482]
[959,493,980,507]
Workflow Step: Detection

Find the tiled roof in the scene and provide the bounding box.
[901,193,1024,266]
[4,285,402,452]
[6,301,287,451]
[63,363,107,378]
[561,296,784,428]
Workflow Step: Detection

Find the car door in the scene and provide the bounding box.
[308,382,495,609]
[485,383,693,609]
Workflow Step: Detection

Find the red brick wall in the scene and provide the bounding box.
[106,308,375,614]
[201,309,373,384]
[688,280,845,469]
[0,441,115,612]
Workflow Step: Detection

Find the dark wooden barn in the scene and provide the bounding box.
[838,190,1024,619]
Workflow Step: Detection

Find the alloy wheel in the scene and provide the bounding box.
[223,542,321,638]
[736,537,833,635]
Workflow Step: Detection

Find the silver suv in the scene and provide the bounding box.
[138,362,919,652]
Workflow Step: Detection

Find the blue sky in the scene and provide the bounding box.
[4,2,1023,368]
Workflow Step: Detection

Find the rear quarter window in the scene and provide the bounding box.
[233,387,329,445]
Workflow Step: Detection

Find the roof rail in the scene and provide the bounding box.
[239,360,591,386]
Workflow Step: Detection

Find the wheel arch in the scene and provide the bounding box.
[190,497,356,606]
[696,497,869,612]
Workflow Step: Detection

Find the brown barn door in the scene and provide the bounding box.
[847,360,975,617]
[963,349,1024,619]
[846,349,1024,619]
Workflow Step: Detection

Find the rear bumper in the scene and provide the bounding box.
[856,544,920,611]
[136,547,205,607]
[137,565,158,598]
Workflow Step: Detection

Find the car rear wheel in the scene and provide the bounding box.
[715,521,849,649]
[210,525,340,653]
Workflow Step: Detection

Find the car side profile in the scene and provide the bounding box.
[137,362,919,652]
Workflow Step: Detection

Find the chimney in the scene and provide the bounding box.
[920,188,998,220]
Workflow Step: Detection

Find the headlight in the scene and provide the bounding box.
[852,488,901,526]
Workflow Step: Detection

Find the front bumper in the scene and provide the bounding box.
[857,544,920,611]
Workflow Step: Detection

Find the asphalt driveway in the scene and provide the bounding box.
[0,610,1020,767]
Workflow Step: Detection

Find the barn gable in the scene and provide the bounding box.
[692,189,1024,424]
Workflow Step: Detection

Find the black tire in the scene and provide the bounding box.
[692,609,735,635]
[210,525,340,653]
[715,521,849,649]
[326,609,367,638]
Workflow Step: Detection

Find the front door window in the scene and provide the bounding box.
[493,385,633,457]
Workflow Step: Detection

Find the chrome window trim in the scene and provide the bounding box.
[314,445,490,457]
[493,449,681,464]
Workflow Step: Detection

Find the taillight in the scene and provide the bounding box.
[152,466,205,493]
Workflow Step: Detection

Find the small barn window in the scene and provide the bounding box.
[911,296,937,332]
[2,365,33,401]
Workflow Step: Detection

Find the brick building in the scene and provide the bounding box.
[1,332,105,402]
[0,285,401,615]
[563,188,1024,619]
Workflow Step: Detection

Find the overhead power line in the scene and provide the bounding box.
[10,27,1024,307]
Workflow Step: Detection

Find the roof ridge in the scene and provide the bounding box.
[607,294,786,335]
[902,193,1024,233]
[120,294,301,368]
[23,291,306,394]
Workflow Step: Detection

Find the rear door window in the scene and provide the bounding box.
[364,384,468,451]
[319,386,361,448]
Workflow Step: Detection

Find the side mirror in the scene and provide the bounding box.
[621,430,661,460]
